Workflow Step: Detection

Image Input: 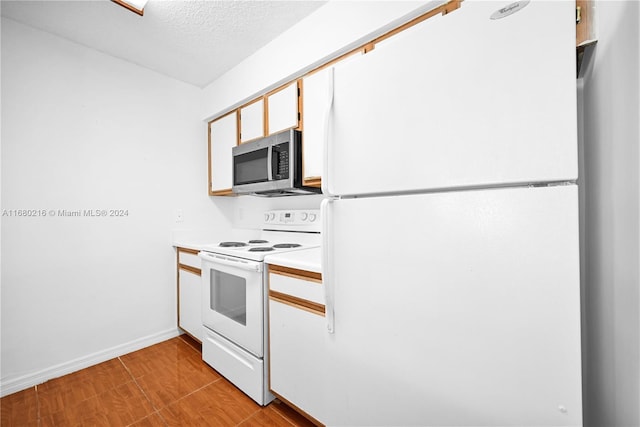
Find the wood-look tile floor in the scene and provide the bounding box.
[1,335,316,427]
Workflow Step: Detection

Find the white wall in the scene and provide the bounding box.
[0,18,234,396]
[580,1,640,426]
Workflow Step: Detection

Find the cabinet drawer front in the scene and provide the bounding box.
[269,270,323,305]
[178,249,201,271]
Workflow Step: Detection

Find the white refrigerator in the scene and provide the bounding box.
[319,1,582,426]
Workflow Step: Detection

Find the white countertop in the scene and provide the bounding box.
[264,247,322,274]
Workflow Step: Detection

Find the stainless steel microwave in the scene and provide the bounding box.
[232,129,322,196]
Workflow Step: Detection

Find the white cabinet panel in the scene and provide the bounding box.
[328,0,577,196]
[322,185,582,426]
[240,100,264,143]
[269,299,326,422]
[209,113,237,193]
[178,268,202,342]
[267,82,299,135]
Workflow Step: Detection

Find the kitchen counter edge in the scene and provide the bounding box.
[264,247,322,274]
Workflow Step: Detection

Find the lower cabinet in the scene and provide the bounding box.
[177,247,202,342]
[268,265,325,425]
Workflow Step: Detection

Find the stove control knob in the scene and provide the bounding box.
[264,213,270,222]
[309,213,317,222]
[269,213,276,221]
[301,212,308,221]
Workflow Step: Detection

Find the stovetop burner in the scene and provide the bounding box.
[248,239,269,244]
[273,243,302,249]
[219,242,247,247]
[249,247,275,252]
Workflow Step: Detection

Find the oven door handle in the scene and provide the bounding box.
[199,252,263,273]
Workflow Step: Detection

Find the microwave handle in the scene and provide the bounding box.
[267,146,273,180]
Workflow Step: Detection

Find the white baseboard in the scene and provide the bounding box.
[0,328,182,398]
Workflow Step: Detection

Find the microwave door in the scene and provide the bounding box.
[233,147,269,187]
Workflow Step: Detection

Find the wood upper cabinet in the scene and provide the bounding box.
[209,111,237,195]
[266,81,301,135]
[239,99,264,143]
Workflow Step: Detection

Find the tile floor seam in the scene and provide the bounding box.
[153,410,169,427]
[117,356,137,383]
[235,405,274,427]
[124,410,168,427]
[120,359,224,421]
[38,379,149,426]
[117,343,222,416]
[35,385,41,423]
[161,375,224,409]
[117,356,163,417]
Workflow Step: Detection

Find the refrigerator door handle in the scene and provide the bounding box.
[321,197,335,334]
[321,67,335,197]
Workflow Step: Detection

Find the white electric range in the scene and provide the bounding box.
[198,209,320,405]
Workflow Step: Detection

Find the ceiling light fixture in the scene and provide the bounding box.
[111,0,148,16]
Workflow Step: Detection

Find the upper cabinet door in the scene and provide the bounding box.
[209,112,237,194]
[301,70,329,185]
[267,81,300,135]
[328,0,578,197]
[240,99,264,143]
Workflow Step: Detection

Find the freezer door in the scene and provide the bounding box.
[327,0,577,196]
[322,185,582,426]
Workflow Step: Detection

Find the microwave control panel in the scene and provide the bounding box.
[273,143,289,179]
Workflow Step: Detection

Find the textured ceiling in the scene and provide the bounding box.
[1,0,327,88]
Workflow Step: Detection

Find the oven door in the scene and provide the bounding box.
[199,252,265,357]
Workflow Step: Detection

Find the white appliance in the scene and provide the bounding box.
[319,1,582,426]
[199,209,320,405]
